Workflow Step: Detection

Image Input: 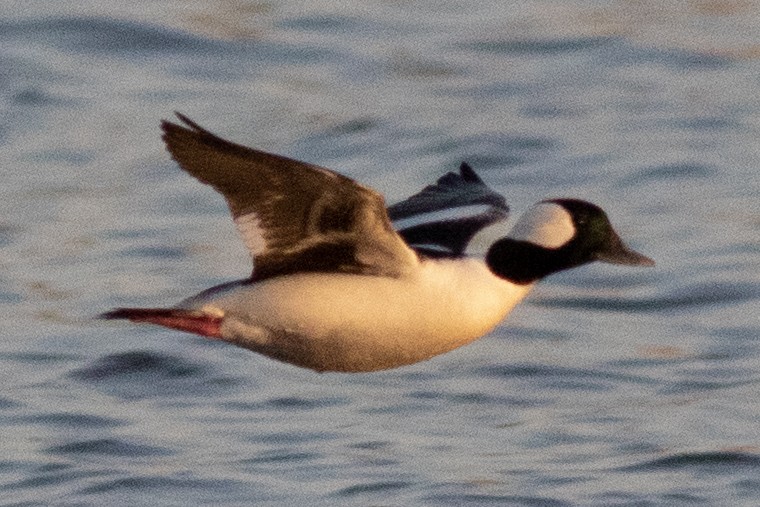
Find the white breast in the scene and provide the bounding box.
[186,259,533,372]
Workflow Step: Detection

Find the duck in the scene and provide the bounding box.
[102,114,654,372]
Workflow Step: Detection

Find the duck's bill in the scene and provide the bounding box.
[597,234,655,267]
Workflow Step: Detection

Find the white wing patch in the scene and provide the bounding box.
[392,204,494,231]
[507,203,575,249]
[234,213,269,257]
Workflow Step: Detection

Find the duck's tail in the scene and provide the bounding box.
[100,308,223,338]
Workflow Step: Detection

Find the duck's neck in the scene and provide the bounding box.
[485,238,584,285]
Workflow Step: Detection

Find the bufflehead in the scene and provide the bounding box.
[102,114,654,372]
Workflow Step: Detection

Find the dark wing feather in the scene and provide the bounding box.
[387,162,508,220]
[396,209,508,257]
[388,163,509,256]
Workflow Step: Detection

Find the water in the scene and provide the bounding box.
[1,1,759,505]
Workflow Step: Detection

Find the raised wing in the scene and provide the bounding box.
[388,163,509,257]
[162,114,417,281]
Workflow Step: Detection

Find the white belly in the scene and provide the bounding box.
[187,259,533,372]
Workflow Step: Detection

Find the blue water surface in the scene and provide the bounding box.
[1,1,759,505]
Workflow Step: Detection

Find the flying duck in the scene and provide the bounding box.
[102,114,654,372]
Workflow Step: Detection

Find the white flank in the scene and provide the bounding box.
[507,202,575,249]
[234,213,268,256]
[185,258,534,372]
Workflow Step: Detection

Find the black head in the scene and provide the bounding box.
[486,199,654,284]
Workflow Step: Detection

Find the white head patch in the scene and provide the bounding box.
[507,202,575,249]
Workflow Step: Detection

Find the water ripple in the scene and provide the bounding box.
[459,36,617,55]
[257,430,340,445]
[280,14,388,35]
[0,396,21,410]
[406,390,544,408]
[0,223,19,247]
[265,396,347,410]
[536,281,759,313]
[18,412,125,428]
[0,17,227,55]
[68,350,240,399]
[78,476,242,495]
[5,464,110,491]
[425,134,557,171]
[480,363,656,390]
[620,162,714,184]
[336,480,414,497]
[119,245,189,260]
[69,350,202,380]
[45,438,171,457]
[620,451,760,472]
[425,492,571,506]
[241,450,319,465]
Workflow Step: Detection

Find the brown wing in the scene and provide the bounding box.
[161,114,417,281]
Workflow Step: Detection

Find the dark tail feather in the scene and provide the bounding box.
[100,308,223,338]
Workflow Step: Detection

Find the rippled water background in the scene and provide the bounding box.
[1,1,759,505]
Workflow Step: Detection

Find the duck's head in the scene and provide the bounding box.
[486,199,655,284]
